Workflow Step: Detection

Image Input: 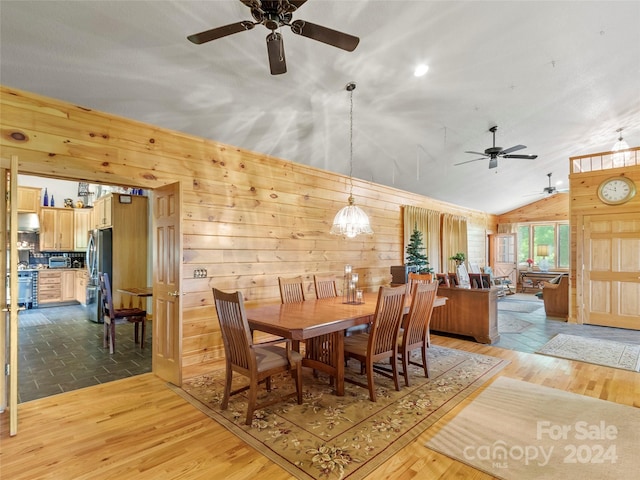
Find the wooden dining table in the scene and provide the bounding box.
[245,290,446,396]
[117,286,152,311]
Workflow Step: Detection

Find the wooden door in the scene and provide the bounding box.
[489,233,517,285]
[583,213,640,329]
[1,155,20,435]
[152,182,182,385]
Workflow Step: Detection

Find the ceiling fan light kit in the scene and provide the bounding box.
[187,0,359,75]
[330,82,373,239]
[456,125,538,169]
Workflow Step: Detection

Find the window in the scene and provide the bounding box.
[517,222,569,270]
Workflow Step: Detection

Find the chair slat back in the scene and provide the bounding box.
[407,272,434,294]
[213,288,254,370]
[99,272,115,322]
[278,276,306,303]
[404,282,438,346]
[369,285,406,356]
[314,275,337,299]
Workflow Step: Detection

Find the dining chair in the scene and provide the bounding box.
[278,276,306,303]
[313,275,338,299]
[406,272,435,293]
[406,272,436,346]
[99,272,146,354]
[343,285,407,402]
[435,273,450,287]
[397,282,438,386]
[213,288,303,425]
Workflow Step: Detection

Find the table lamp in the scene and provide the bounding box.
[536,245,550,272]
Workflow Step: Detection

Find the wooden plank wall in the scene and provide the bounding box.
[0,86,497,377]
[498,193,569,224]
[568,156,640,324]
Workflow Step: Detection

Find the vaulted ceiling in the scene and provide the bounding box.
[1,1,639,214]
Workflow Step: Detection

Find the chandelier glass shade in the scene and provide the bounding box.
[612,128,630,152]
[330,82,373,238]
[330,196,374,238]
[612,128,630,167]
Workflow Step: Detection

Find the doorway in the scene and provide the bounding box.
[15,175,153,402]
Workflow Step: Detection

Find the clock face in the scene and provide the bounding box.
[597,177,636,205]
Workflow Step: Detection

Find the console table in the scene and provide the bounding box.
[430,286,499,344]
[519,271,567,293]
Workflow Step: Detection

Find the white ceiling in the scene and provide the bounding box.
[1,0,639,214]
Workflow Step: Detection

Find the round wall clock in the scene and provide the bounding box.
[597,176,636,205]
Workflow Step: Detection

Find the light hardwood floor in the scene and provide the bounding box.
[2,335,639,479]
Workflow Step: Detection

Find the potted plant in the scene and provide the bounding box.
[405,227,433,274]
[449,252,466,266]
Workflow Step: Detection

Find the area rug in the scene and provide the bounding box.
[536,333,640,372]
[498,313,533,333]
[425,377,640,479]
[497,300,543,314]
[173,346,508,480]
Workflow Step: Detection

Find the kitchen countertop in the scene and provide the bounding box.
[18,268,86,272]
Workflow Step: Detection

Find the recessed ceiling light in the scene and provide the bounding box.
[414,64,429,77]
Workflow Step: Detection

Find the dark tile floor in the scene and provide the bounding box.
[17,304,151,403]
[493,293,640,353]
[15,294,640,403]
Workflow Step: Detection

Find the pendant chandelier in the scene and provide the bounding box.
[612,128,630,152]
[612,127,630,167]
[330,82,373,238]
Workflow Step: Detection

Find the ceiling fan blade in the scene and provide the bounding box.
[500,144,526,155]
[266,32,287,75]
[454,157,486,166]
[464,151,488,157]
[290,19,359,51]
[503,154,538,159]
[187,21,254,44]
[288,0,308,9]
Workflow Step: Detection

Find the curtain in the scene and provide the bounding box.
[441,213,468,273]
[498,223,516,234]
[403,206,441,273]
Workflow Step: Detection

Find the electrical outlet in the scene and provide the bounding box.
[193,269,208,278]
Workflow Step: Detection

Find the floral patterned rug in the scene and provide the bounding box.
[174,346,508,480]
[536,333,640,372]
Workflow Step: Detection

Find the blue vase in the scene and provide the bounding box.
[43,188,49,206]
[51,195,55,207]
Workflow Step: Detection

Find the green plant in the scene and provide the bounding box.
[449,252,466,265]
[405,227,433,274]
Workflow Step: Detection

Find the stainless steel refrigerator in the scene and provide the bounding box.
[85,228,112,323]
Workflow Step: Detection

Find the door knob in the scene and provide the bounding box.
[168,291,183,297]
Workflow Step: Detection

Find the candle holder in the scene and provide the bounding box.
[343,265,363,304]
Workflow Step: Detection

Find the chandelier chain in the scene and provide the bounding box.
[349,87,354,196]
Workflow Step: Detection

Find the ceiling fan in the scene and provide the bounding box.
[187,0,359,75]
[455,125,538,169]
[541,172,569,195]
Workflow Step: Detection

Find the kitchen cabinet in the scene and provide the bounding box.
[75,269,88,305]
[92,195,113,229]
[40,207,74,251]
[17,186,41,212]
[74,209,91,250]
[38,270,62,304]
[61,270,76,301]
[38,269,77,304]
